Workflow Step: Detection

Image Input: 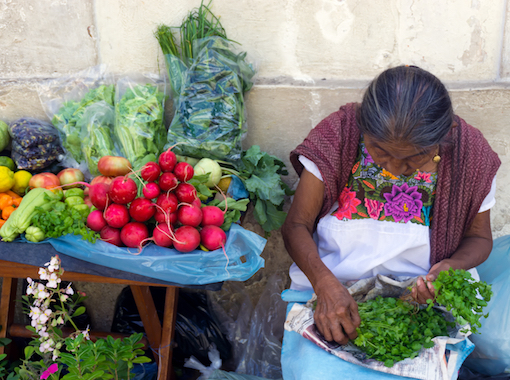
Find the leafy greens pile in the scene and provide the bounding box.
[155,0,255,163]
[114,83,167,169]
[52,84,116,166]
[350,269,492,367]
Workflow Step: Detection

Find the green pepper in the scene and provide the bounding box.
[72,204,90,219]
[64,196,85,207]
[25,226,45,243]
[64,188,85,199]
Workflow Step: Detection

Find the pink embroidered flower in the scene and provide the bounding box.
[383,183,423,223]
[414,171,432,183]
[40,363,58,379]
[365,198,383,219]
[334,187,361,220]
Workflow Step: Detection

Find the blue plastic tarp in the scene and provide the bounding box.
[40,223,265,285]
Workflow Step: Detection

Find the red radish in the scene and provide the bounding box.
[192,198,202,208]
[89,182,110,211]
[98,156,132,177]
[87,210,108,232]
[91,175,114,187]
[201,206,224,227]
[173,225,201,253]
[158,172,178,192]
[156,193,179,214]
[141,162,161,182]
[175,183,197,203]
[100,226,123,246]
[174,162,194,182]
[109,176,137,204]
[177,204,203,227]
[154,210,177,224]
[200,225,227,251]
[104,204,130,228]
[120,222,149,248]
[129,197,156,222]
[142,182,161,199]
[158,150,177,172]
[152,223,174,247]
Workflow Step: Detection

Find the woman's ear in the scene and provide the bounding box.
[452,121,458,128]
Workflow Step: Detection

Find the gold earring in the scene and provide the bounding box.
[433,148,441,163]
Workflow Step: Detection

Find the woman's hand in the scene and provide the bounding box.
[313,274,360,345]
[411,260,452,304]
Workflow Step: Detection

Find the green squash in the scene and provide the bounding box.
[0,120,10,152]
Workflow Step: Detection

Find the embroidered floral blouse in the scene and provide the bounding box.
[288,140,495,292]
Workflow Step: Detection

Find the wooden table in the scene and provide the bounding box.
[0,242,199,380]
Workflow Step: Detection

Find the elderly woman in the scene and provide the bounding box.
[281,65,500,379]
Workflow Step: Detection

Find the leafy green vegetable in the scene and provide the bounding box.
[114,84,167,169]
[351,270,492,367]
[52,85,115,163]
[222,145,292,233]
[31,195,98,243]
[427,268,492,334]
[78,101,116,176]
[156,1,255,163]
[354,296,454,367]
[207,197,249,231]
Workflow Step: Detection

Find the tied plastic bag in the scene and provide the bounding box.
[9,118,64,170]
[114,74,167,171]
[463,235,510,376]
[38,65,117,174]
[164,36,256,165]
[208,273,286,379]
[185,345,283,380]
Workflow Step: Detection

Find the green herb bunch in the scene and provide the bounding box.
[354,296,453,367]
[220,145,293,233]
[427,268,492,334]
[31,196,99,243]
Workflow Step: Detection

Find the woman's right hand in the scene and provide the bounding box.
[313,274,361,345]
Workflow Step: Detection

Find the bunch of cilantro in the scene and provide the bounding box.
[352,269,492,367]
[31,196,98,243]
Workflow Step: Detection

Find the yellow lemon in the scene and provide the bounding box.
[0,166,14,192]
[12,170,32,195]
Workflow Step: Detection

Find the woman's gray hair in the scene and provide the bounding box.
[358,65,454,149]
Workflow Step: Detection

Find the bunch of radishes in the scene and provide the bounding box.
[85,150,228,253]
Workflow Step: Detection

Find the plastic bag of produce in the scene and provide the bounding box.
[114,73,167,171]
[77,101,117,176]
[8,118,64,171]
[163,36,256,165]
[37,65,116,173]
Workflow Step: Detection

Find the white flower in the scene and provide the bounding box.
[46,257,60,273]
[37,289,50,300]
[38,309,52,324]
[65,284,74,295]
[46,273,60,288]
[52,350,59,361]
[29,306,41,319]
[27,277,33,284]
[26,281,37,296]
[38,268,49,280]
[82,326,90,340]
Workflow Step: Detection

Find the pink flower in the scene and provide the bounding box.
[40,363,58,379]
[334,187,361,220]
[414,171,432,183]
[365,198,383,219]
[363,146,374,164]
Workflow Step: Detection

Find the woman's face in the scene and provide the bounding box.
[364,134,437,176]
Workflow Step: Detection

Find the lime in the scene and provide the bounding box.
[0,156,15,171]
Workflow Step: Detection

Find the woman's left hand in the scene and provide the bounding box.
[411,260,452,304]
